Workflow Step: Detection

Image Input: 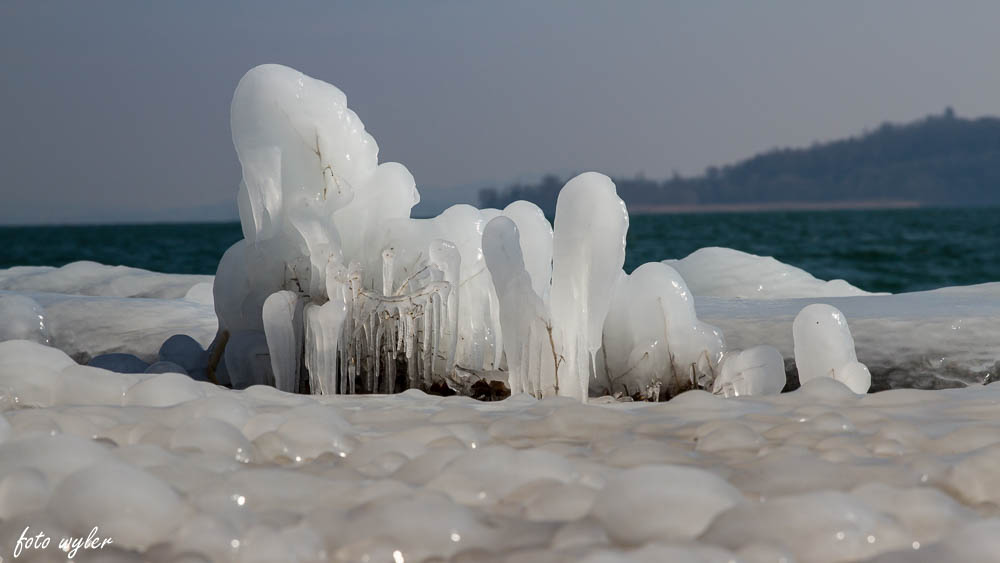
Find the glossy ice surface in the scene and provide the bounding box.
[2,339,1000,562]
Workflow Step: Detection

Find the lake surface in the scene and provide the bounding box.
[2,207,997,293]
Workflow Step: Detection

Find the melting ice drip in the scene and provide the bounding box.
[212,64,727,400]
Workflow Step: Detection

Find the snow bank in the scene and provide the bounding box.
[1,339,1000,561]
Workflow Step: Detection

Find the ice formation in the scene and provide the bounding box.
[598,262,725,399]
[793,303,872,394]
[665,247,878,299]
[712,345,786,397]
[2,339,1000,560]
[0,261,210,299]
[214,64,723,399]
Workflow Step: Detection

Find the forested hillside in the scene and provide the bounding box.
[479,110,1000,213]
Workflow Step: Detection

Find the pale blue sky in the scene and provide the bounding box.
[2,1,999,223]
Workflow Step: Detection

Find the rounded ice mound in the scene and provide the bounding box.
[53,461,183,549]
[793,303,871,394]
[0,294,50,345]
[665,247,877,299]
[713,345,786,397]
[590,464,744,545]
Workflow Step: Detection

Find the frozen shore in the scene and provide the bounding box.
[3,338,1000,562]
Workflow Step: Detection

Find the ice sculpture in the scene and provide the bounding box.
[712,345,786,397]
[598,263,726,399]
[793,304,871,393]
[214,64,725,400]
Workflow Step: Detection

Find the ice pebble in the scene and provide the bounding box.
[426,446,578,505]
[852,483,974,546]
[713,345,786,398]
[392,448,467,486]
[702,491,910,563]
[170,418,254,463]
[522,482,598,522]
[940,443,1000,505]
[591,465,744,545]
[869,519,1000,563]
[179,395,253,430]
[124,372,209,407]
[696,421,765,453]
[579,543,743,563]
[53,461,183,550]
[793,304,871,394]
[58,364,134,406]
[0,433,112,485]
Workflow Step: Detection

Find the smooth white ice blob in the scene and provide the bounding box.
[793,303,871,393]
[600,262,725,398]
[591,464,744,544]
[665,247,877,299]
[53,461,183,549]
[712,345,786,397]
[0,294,50,345]
[703,491,910,563]
[549,172,628,400]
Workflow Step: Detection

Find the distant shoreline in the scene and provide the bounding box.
[628,200,923,215]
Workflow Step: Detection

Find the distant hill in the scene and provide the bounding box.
[479,109,1000,213]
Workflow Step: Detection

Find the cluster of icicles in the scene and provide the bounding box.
[210,64,870,401]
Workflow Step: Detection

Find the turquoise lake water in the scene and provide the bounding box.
[1,207,997,294]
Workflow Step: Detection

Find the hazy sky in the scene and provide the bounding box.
[2,1,999,224]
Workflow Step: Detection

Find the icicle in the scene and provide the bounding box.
[303,299,348,395]
[262,290,304,393]
[382,247,395,296]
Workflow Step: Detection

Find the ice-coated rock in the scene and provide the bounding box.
[793,303,871,393]
[712,345,786,397]
[145,360,189,375]
[88,352,150,373]
[158,334,208,379]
